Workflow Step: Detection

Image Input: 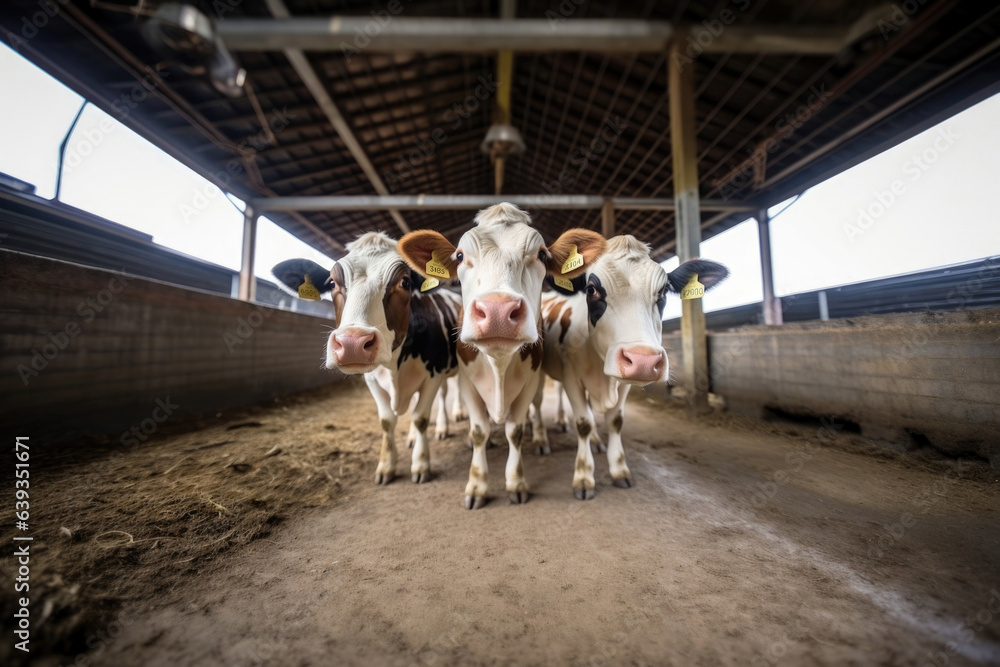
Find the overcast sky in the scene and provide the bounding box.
[2,41,998,318]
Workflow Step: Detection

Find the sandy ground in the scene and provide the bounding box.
[5,379,999,667]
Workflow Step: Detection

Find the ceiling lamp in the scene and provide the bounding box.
[141,3,246,98]
[480,123,526,157]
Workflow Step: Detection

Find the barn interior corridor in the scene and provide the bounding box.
[16,381,998,667]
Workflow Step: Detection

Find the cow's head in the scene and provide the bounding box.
[272,232,418,374]
[581,235,728,385]
[398,203,606,359]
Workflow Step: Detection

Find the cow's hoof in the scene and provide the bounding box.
[573,487,596,500]
[508,491,529,504]
[375,472,394,485]
[613,477,632,489]
[435,431,448,441]
[406,441,414,450]
[412,471,432,484]
[533,444,551,456]
[464,495,487,510]
[466,441,474,450]
[591,442,607,454]
[558,424,568,433]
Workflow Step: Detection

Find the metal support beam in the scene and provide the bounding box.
[238,207,259,302]
[757,207,782,325]
[218,17,880,55]
[264,0,409,236]
[601,198,615,237]
[220,18,674,53]
[669,38,709,416]
[249,194,754,213]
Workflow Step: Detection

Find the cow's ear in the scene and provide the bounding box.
[398,230,458,280]
[272,259,334,296]
[546,228,607,280]
[544,274,587,295]
[666,259,729,293]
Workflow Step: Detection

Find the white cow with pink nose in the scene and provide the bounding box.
[400,203,605,509]
[532,235,728,499]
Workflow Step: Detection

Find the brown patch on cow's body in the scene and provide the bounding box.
[558,306,573,344]
[520,341,542,370]
[458,342,479,364]
[543,299,563,329]
[611,412,623,433]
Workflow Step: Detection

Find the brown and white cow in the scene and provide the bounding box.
[273,232,460,485]
[399,203,605,509]
[532,235,728,499]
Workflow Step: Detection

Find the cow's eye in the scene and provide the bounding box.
[400,276,411,290]
[456,251,464,263]
[537,249,547,261]
[586,284,597,297]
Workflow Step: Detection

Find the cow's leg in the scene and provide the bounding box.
[463,378,491,510]
[411,381,441,483]
[366,376,398,485]
[505,375,537,504]
[605,384,633,488]
[405,394,419,449]
[590,409,607,454]
[449,376,466,422]
[530,378,551,455]
[554,381,568,432]
[434,378,449,441]
[564,380,596,500]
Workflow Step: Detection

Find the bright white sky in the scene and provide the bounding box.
[1,42,998,312]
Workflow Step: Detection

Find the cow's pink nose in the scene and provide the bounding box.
[470,296,526,339]
[332,331,378,366]
[616,346,665,382]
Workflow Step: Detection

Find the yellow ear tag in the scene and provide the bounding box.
[561,245,584,274]
[553,276,574,291]
[425,250,451,279]
[680,273,705,300]
[298,274,321,300]
[420,276,440,292]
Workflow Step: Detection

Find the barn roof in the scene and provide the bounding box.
[2,0,998,260]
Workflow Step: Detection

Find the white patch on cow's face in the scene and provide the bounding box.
[585,237,670,385]
[325,232,410,374]
[454,210,547,358]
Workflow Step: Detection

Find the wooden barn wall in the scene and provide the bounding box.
[663,310,1000,466]
[0,250,340,444]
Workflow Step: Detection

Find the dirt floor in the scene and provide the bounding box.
[3,378,999,667]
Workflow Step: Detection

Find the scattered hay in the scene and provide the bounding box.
[0,382,375,665]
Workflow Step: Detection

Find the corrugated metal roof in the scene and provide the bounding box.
[2,0,998,258]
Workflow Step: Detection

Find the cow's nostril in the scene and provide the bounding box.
[363,336,376,350]
[472,301,487,321]
[508,301,524,322]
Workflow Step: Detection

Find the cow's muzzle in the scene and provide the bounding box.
[329,327,379,370]
[468,293,529,343]
[614,345,666,384]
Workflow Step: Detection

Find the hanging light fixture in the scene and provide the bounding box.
[141,3,246,98]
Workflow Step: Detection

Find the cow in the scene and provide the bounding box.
[531,235,728,499]
[398,203,606,509]
[272,231,460,485]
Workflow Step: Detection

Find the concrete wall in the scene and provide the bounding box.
[664,309,1000,466]
[0,250,341,444]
